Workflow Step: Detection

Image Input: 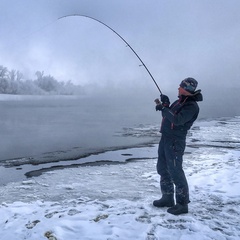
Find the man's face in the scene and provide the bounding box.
[178,86,191,96]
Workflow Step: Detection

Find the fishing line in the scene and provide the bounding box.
[58,14,162,94]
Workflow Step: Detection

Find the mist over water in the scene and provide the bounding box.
[0,94,158,163]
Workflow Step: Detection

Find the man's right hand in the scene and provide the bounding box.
[160,94,170,107]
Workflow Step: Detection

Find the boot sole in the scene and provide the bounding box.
[153,203,174,208]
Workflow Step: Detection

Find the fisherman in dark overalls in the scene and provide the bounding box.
[153,77,203,215]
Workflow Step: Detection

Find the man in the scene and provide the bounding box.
[153,77,203,215]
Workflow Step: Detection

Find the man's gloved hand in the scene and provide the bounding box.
[154,99,164,111]
[155,103,164,111]
[160,94,170,107]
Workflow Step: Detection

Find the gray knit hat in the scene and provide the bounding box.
[180,77,198,93]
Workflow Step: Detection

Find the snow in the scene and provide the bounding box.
[0,116,240,239]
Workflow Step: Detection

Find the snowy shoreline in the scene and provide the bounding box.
[0,116,240,239]
[0,140,157,185]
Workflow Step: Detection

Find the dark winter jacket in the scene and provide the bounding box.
[160,90,203,139]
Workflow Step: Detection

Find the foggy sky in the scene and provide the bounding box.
[0,0,240,117]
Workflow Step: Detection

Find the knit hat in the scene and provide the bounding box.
[180,77,198,93]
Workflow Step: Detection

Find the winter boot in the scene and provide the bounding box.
[167,203,188,215]
[153,194,174,208]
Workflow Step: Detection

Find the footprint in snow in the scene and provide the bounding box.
[25,220,40,229]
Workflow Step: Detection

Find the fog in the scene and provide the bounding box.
[0,0,240,117]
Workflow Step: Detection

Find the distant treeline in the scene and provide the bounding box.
[0,65,84,95]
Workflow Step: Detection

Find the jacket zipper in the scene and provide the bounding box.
[171,97,189,130]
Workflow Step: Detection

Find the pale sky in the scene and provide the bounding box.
[0,0,240,116]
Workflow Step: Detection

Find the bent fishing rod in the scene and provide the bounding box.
[58,14,162,95]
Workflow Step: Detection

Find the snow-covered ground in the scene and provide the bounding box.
[0,116,240,239]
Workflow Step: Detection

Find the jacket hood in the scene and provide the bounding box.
[191,89,203,102]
